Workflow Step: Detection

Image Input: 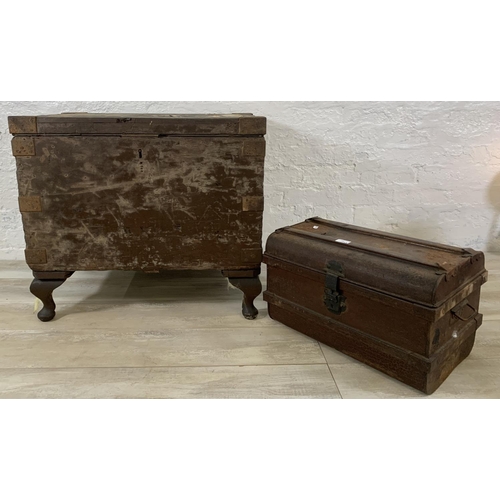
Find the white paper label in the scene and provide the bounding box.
[335,239,351,244]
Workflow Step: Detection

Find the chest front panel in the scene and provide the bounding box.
[15,135,265,271]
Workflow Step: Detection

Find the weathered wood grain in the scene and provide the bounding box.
[8,113,267,136]
[16,135,265,272]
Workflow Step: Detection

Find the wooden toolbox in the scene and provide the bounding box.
[9,113,266,321]
[263,217,488,394]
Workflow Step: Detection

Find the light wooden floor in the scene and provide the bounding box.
[0,254,499,398]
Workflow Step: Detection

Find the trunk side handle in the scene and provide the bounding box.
[451,300,477,321]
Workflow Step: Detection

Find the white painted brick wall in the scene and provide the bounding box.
[1,101,500,259]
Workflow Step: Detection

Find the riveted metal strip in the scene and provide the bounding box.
[19,196,42,212]
[8,116,38,134]
[238,117,266,135]
[242,196,264,212]
[241,140,266,157]
[12,137,35,156]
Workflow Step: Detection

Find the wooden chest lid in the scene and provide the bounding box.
[8,113,266,136]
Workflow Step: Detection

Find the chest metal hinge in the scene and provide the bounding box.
[324,260,347,315]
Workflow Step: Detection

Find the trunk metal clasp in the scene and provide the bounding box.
[324,261,347,315]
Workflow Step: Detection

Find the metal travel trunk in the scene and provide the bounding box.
[263,217,488,394]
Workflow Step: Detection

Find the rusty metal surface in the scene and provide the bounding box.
[265,217,486,306]
[239,116,267,135]
[11,137,35,156]
[241,140,266,157]
[242,196,264,212]
[8,116,38,134]
[18,196,42,212]
[15,133,265,272]
[265,295,480,394]
[263,217,487,393]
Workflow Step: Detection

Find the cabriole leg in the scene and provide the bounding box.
[225,270,262,320]
[30,271,74,322]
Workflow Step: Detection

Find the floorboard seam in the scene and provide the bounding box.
[318,343,343,399]
[0,362,329,370]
